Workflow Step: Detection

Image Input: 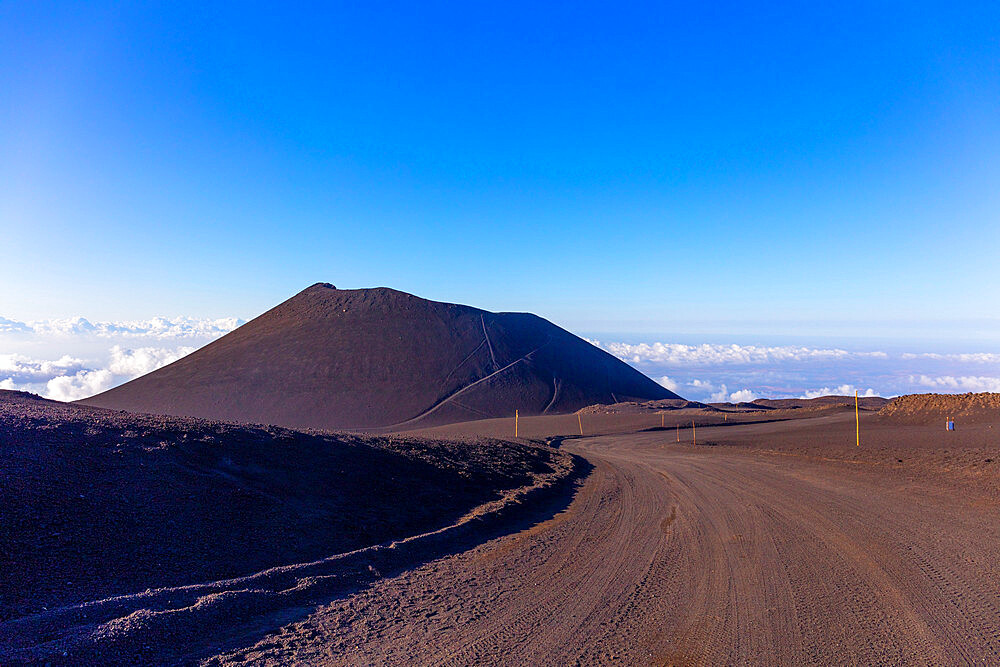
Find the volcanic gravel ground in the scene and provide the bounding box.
[211,412,1000,665]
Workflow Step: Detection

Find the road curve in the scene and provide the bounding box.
[213,429,1000,665]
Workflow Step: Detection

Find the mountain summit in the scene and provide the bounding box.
[80,284,678,429]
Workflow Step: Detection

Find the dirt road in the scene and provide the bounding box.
[215,417,1000,665]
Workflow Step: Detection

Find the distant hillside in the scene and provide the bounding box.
[577,395,890,417]
[79,284,677,429]
[578,398,711,415]
[878,392,1000,424]
[752,396,889,411]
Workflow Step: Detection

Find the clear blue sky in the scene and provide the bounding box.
[2,1,998,341]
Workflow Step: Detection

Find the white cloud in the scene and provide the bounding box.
[0,353,88,385]
[0,317,31,333]
[709,384,729,402]
[901,352,1000,364]
[657,375,680,392]
[0,345,198,401]
[597,337,1000,401]
[910,375,1000,393]
[0,312,237,400]
[0,315,242,339]
[704,383,759,403]
[801,385,879,399]
[595,341,888,365]
[107,345,194,376]
[46,369,115,401]
[729,389,759,403]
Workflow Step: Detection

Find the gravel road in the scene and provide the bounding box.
[214,415,1000,665]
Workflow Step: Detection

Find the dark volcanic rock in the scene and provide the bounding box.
[79,284,677,429]
[0,390,561,620]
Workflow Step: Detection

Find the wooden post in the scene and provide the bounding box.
[855,390,859,447]
[676,423,679,442]
[692,420,696,446]
[578,412,583,436]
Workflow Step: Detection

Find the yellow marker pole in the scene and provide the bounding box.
[692,420,696,446]
[515,409,519,438]
[578,412,583,436]
[855,390,860,447]
[676,423,679,442]
[661,412,664,428]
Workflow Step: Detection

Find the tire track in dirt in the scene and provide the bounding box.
[390,341,552,429]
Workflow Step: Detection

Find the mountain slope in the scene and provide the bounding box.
[79,284,678,429]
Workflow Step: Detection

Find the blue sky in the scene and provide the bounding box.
[2,2,999,400]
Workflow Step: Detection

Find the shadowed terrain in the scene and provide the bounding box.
[79,284,677,430]
[0,390,567,624]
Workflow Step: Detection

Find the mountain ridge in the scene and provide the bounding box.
[79,284,678,429]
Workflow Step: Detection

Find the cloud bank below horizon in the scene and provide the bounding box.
[0,315,242,401]
[1,346,199,401]
[587,339,1000,403]
[0,315,242,339]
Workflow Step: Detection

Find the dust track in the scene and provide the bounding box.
[214,424,1000,665]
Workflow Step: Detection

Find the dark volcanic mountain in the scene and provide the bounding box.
[79,284,678,429]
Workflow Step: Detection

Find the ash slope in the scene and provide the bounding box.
[80,284,677,429]
[0,390,563,621]
[879,391,1000,424]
